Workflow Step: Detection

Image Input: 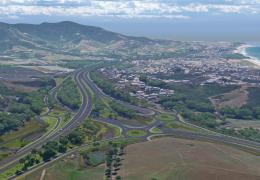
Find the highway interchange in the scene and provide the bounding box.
[1,68,260,177]
[0,70,92,174]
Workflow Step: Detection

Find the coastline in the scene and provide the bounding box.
[234,44,260,68]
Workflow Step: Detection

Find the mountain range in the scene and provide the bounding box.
[0,21,175,62]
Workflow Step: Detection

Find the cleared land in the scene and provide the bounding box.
[119,137,260,180]
[210,85,248,109]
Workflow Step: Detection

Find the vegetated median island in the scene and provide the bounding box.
[57,77,81,110]
[90,71,140,105]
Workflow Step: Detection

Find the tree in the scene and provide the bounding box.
[59,136,69,145]
[238,108,253,119]
[58,144,67,153]
[254,107,260,119]
[15,170,23,176]
[68,131,84,145]
[19,158,25,164]
[116,176,122,180]
[42,148,56,162]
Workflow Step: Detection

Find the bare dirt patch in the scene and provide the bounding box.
[1,80,38,93]
[210,85,249,109]
[119,137,260,180]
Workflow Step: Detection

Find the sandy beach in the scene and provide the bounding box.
[234,44,260,68]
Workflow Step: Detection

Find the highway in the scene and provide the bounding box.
[82,71,260,152]
[1,68,260,177]
[84,72,155,116]
[0,69,93,174]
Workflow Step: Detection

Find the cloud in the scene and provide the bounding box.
[0,0,259,19]
[225,0,260,5]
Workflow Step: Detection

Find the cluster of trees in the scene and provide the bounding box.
[237,128,260,142]
[159,94,215,113]
[182,110,220,129]
[168,83,237,99]
[105,142,124,179]
[139,75,167,88]
[17,150,41,174]
[110,102,135,119]
[81,120,100,139]
[41,140,68,161]
[220,127,260,142]
[21,90,46,114]
[158,83,238,114]
[0,82,16,96]
[91,100,107,118]
[16,122,118,175]
[47,94,56,109]
[0,89,46,135]
[220,87,260,120]
[220,106,260,120]
[81,146,105,167]
[39,121,101,162]
[57,77,81,110]
[90,72,137,104]
[156,83,242,129]
[247,87,260,107]
[0,112,27,134]
[17,139,68,175]
[67,130,85,145]
[0,96,9,110]
[16,128,86,174]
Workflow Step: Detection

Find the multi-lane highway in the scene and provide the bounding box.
[84,72,155,116]
[0,69,93,174]
[83,72,260,153]
[1,68,260,177]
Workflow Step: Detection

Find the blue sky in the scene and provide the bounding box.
[0,0,260,41]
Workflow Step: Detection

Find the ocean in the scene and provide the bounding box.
[246,46,260,59]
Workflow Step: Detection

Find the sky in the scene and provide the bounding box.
[0,0,260,42]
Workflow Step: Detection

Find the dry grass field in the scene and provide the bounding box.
[119,137,260,180]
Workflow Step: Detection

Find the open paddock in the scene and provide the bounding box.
[119,137,260,180]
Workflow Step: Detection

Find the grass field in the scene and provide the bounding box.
[156,114,176,121]
[126,130,146,137]
[150,127,162,133]
[42,116,58,132]
[155,113,200,132]
[22,154,105,180]
[119,137,260,180]
[48,106,73,127]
